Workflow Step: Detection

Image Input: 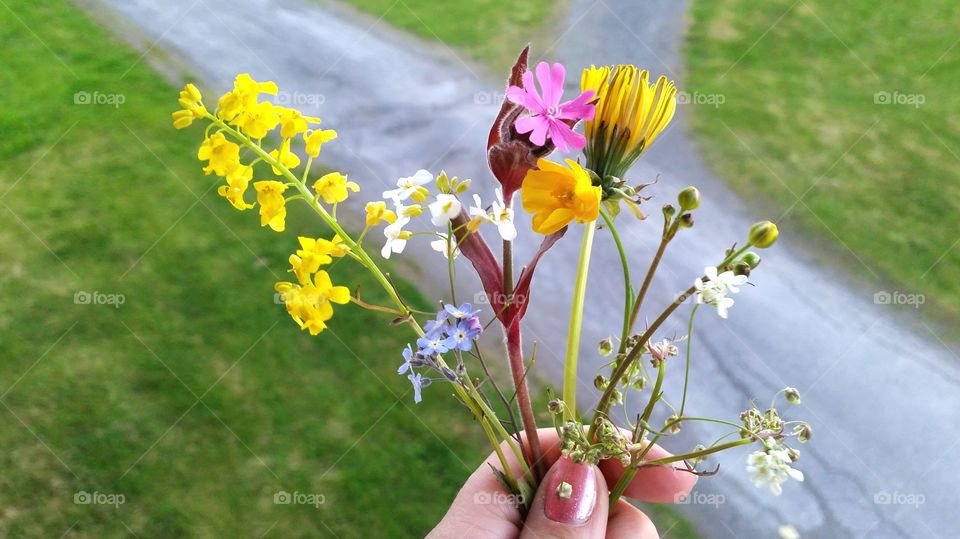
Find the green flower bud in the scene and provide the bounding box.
[593,375,609,390]
[733,260,751,277]
[435,170,451,193]
[742,251,762,268]
[784,387,801,405]
[794,423,812,443]
[548,399,564,415]
[662,204,676,218]
[787,447,801,462]
[677,186,700,211]
[598,337,614,357]
[748,221,779,248]
[679,213,694,228]
[665,415,682,433]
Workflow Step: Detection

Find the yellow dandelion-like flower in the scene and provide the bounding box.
[581,65,677,179]
[521,158,601,235]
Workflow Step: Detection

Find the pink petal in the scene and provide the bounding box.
[527,116,550,146]
[535,62,565,108]
[514,115,541,135]
[507,85,543,113]
[549,121,586,152]
[521,71,543,110]
[559,89,596,121]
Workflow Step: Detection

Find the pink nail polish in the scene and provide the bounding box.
[543,457,598,524]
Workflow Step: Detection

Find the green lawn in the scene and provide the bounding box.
[685,0,960,319]
[336,0,555,66]
[0,1,488,536]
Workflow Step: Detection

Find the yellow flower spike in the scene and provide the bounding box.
[217,164,255,210]
[521,158,602,235]
[580,65,677,179]
[313,172,359,205]
[268,139,301,176]
[253,180,288,232]
[365,201,397,227]
[304,129,337,158]
[197,132,240,176]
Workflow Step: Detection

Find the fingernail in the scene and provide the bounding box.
[544,457,597,525]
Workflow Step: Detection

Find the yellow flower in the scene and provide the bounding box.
[235,100,280,139]
[278,107,320,139]
[521,158,601,234]
[172,83,206,129]
[581,65,677,179]
[217,74,278,122]
[217,164,254,210]
[328,234,350,257]
[304,129,337,158]
[365,201,397,227]
[198,132,240,176]
[254,180,288,232]
[274,270,350,335]
[314,172,359,204]
[268,139,301,176]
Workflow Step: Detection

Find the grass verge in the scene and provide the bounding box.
[685,0,960,321]
[0,1,486,535]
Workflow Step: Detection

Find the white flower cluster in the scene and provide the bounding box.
[694,266,748,318]
[746,442,804,496]
[377,169,517,259]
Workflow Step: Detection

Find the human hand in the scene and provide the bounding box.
[429,428,697,538]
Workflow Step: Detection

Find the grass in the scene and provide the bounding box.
[0,1,489,536]
[685,0,960,320]
[333,0,556,66]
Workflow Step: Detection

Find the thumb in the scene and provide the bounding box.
[520,457,609,539]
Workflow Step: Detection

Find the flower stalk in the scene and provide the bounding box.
[562,221,597,421]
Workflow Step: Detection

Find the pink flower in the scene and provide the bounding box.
[506,62,596,152]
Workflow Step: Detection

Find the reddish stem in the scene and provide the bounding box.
[506,319,545,481]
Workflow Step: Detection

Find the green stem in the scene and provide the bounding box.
[563,221,597,421]
[679,305,699,418]
[599,208,632,353]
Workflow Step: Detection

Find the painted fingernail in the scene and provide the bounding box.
[543,457,597,525]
